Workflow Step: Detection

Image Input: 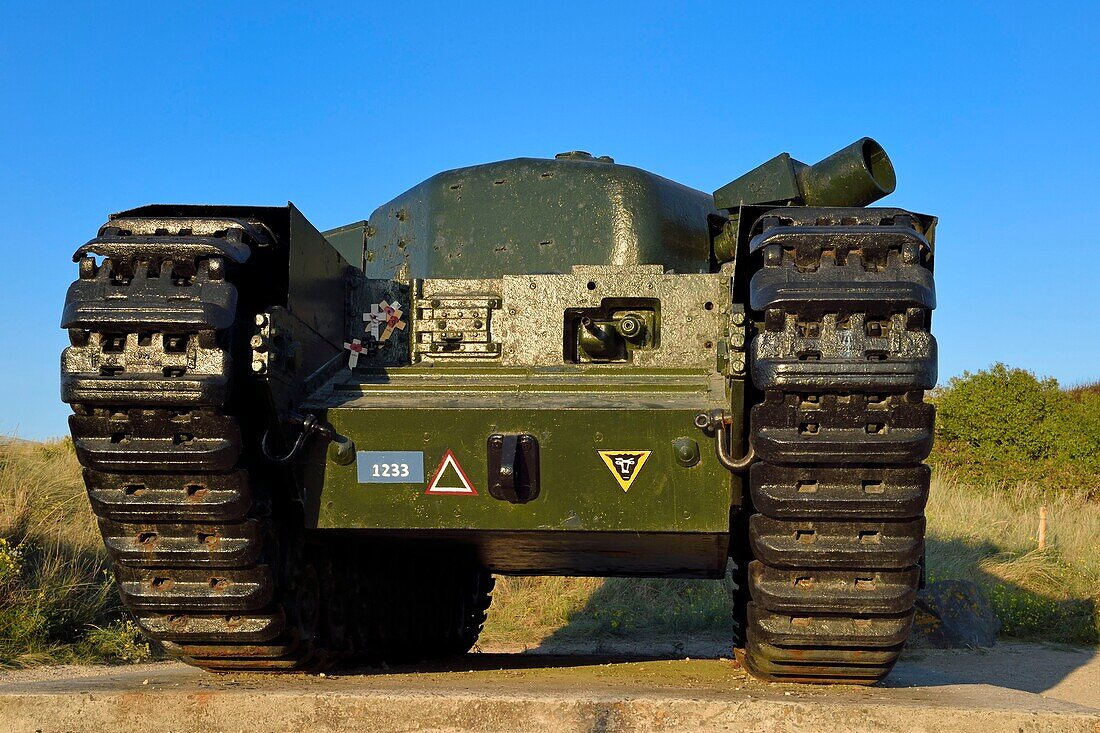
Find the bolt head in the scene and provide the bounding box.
[764,244,783,267]
[902,242,921,264]
[78,256,96,279]
[673,437,701,467]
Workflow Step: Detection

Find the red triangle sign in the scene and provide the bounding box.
[425,450,478,496]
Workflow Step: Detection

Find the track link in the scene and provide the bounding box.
[62,215,493,671]
[741,209,936,684]
[61,217,319,669]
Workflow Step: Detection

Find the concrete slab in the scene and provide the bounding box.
[0,645,1097,733]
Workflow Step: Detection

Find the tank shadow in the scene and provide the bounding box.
[336,651,701,677]
[417,535,1098,692]
[889,535,1098,694]
[920,536,1098,646]
[528,575,735,660]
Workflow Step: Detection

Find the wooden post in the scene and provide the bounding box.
[1038,506,1047,550]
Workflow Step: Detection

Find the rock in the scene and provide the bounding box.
[914,579,1000,648]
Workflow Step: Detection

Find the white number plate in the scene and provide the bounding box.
[355,451,424,484]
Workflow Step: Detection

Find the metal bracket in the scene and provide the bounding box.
[487,433,540,503]
[261,412,354,466]
[694,408,755,473]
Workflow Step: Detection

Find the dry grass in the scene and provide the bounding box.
[1065,379,1100,400]
[481,575,733,646]
[482,577,606,644]
[924,471,1100,643]
[1,438,1096,665]
[0,439,149,667]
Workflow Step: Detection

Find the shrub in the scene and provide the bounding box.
[936,363,1061,460]
[932,364,1100,496]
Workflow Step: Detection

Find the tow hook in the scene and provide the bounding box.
[694,408,755,472]
[262,412,355,465]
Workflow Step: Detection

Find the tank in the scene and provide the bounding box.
[60,138,937,684]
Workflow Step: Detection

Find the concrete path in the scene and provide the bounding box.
[0,642,1097,732]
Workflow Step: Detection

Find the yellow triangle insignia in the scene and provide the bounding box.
[597,450,652,492]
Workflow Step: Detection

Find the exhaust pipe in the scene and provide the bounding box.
[714,137,897,210]
[796,137,896,207]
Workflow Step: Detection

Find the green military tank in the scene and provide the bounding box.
[60,137,936,684]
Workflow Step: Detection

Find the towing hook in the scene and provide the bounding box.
[694,408,755,473]
[261,413,354,465]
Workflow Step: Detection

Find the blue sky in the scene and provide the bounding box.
[1,2,1098,439]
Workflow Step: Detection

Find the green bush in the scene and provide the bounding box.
[80,620,151,664]
[932,364,1100,497]
[936,363,1061,460]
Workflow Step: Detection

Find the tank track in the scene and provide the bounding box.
[741,209,936,684]
[62,215,492,671]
